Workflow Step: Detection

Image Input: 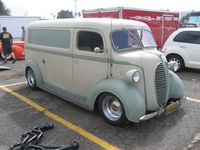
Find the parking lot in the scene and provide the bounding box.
[0,60,200,150]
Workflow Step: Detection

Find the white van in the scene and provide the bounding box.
[25,18,184,126]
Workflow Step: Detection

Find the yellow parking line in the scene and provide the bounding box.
[0,86,120,150]
[0,81,27,88]
[187,97,200,103]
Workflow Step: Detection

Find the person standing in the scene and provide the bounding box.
[21,26,25,41]
[0,27,16,64]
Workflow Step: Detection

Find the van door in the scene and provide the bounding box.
[72,30,109,97]
[34,29,74,92]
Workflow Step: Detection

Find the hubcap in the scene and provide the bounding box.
[102,95,122,121]
[27,69,35,87]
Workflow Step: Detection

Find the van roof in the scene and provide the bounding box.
[28,18,149,30]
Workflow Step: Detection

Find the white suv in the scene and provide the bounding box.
[162,28,200,71]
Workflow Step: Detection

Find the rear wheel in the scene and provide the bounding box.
[167,54,185,72]
[98,93,128,126]
[26,68,38,90]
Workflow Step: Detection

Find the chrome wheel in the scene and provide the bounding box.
[102,95,123,121]
[99,93,128,126]
[27,68,36,89]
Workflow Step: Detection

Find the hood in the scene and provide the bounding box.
[118,49,166,68]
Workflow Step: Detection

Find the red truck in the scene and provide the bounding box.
[82,7,179,49]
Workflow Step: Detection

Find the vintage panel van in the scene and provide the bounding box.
[25,18,184,126]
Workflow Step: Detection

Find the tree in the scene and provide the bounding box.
[57,10,74,19]
[0,0,11,15]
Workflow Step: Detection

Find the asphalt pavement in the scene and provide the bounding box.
[0,60,200,150]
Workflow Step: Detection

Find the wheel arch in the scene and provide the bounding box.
[87,78,146,122]
[25,59,43,86]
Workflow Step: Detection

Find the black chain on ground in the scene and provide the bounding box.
[9,123,79,150]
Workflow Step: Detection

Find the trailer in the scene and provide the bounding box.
[83,7,179,49]
[0,16,40,60]
[0,16,40,40]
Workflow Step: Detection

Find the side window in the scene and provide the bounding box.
[28,29,70,49]
[187,31,200,44]
[173,31,188,43]
[77,31,104,52]
[174,31,200,44]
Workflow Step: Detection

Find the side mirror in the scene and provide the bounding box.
[94,47,104,53]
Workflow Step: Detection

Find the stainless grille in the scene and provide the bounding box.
[155,62,169,107]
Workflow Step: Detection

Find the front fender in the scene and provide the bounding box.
[26,59,43,86]
[168,71,184,99]
[87,78,146,122]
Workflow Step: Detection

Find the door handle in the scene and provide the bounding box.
[180,45,186,48]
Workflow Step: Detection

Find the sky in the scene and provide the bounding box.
[2,0,200,19]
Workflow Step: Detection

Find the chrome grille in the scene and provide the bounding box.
[155,62,169,106]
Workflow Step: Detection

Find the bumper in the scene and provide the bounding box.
[139,97,185,121]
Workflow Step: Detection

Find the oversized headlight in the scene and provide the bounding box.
[126,70,141,84]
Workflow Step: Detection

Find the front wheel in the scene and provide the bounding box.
[167,54,185,72]
[98,93,128,126]
[26,68,38,90]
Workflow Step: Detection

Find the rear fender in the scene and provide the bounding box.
[26,59,43,86]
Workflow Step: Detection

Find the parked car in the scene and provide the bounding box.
[162,28,200,71]
[0,40,25,60]
[25,18,184,126]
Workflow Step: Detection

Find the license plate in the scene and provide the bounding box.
[165,102,178,114]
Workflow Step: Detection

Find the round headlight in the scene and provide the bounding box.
[125,70,141,84]
[132,71,140,83]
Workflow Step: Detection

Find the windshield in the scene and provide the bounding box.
[137,29,157,48]
[111,28,156,52]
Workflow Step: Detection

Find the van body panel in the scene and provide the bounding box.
[39,82,89,109]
